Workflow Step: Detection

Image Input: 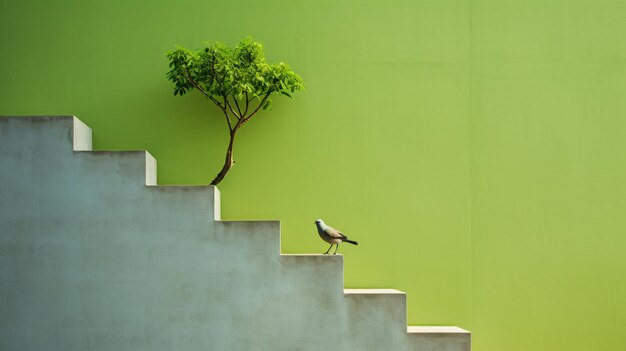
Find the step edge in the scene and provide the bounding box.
[72,116,92,151]
[407,326,470,334]
[281,254,344,257]
[344,288,406,295]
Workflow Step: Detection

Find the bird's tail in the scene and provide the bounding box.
[343,239,358,245]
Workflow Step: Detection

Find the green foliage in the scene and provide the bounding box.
[166,38,304,111]
[165,37,304,185]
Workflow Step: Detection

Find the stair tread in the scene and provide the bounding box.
[281,254,343,257]
[344,289,406,295]
[407,326,470,334]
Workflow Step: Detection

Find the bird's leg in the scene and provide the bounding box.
[333,244,339,255]
[323,244,333,255]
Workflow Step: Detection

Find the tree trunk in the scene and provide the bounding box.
[210,131,236,185]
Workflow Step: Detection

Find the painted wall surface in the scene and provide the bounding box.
[0,1,624,351]
[469,1,626,350]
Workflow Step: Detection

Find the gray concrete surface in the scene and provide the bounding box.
[0,116,470,350]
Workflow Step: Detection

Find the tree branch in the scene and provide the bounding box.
[182,67,225,112]
[244,91,250,116]
[233,97,243,117]
[182,67,209,97]
[222,107,233,132]
[225,96,241,120]
[241,91,272,126]
[208,96,224,109]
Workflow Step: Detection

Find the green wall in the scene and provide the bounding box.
[469,1,626,349]
[0,1,624,350]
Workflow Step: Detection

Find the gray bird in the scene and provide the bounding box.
[314,219,358,255]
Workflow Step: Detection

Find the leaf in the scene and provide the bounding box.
[166,37,302,111]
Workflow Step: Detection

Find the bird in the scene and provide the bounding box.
[314,219,358,255]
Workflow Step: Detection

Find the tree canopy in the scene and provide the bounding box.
[167,38,303,130]
[166,38,304,185]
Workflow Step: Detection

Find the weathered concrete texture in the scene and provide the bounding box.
[0,116,470,351]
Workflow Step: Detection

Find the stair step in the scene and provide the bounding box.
[215,220,281,256]
[280,254,344,259]
[406,325,471,351]
[407,326,470,334]
[278,253,346,290]
[80,150,157,186]
[148,185,220,222]
[343,288,408,333]
[72,116,92,151]
[344,289,405,295]
[0,115,471,350]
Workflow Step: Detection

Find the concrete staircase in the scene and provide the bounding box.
[0,116,470,351]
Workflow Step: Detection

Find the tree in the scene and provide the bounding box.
[166,38,304,185]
